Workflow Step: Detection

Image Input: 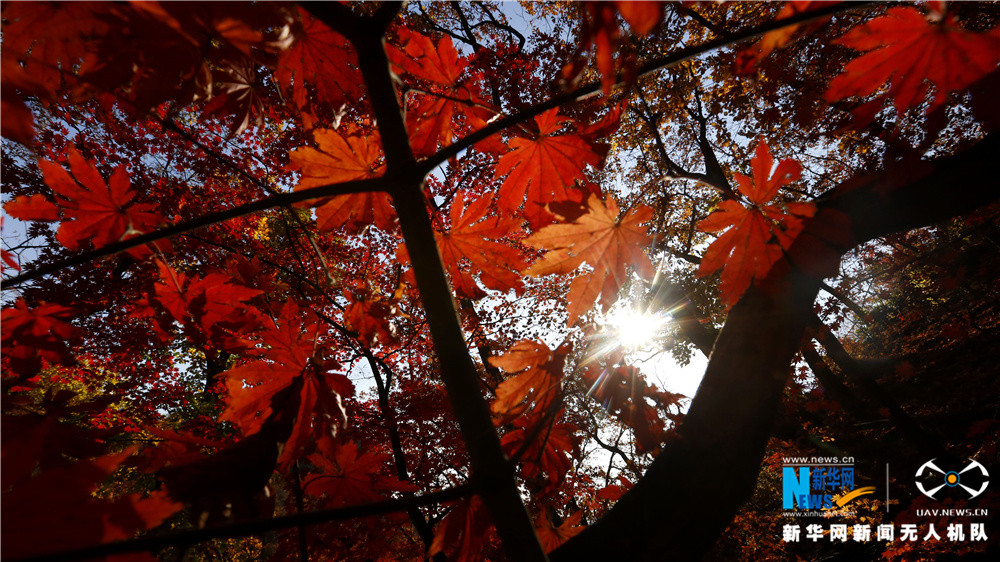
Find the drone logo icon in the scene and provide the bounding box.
[915,459,989,500]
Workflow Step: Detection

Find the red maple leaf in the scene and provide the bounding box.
[595,475,633,502]
[388,27,490,158]
[1,299,80,376]
[489,340,569,423]
[275,8,363,111]
[290,127,396,232]
[220,301,350,470]
[1,448,180,560]
[1,249,18,272]
[501,412,577,489]
[563,2,665,94]
[430,190,528,299]
[405,94,459,159]
[494,109,603,226]
[140,261,262,351]
[2,194,60,222]
[201,54,267,138]
[3,148,161,253]
[304,441,416,507]
[525,194,654,325]
[825,6,1000,118]
[696,138,815,307]
[430,496,494,562]
[389,26,464,85]
[0,2,109,101]
[343,296,398,348]
[581,365,667,453]
[0,2,283,139]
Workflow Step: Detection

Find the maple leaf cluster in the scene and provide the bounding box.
[2,2,1000,561]
[696,138,816,308]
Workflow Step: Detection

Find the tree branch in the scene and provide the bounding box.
[12,485,475,562]
[2,178,384,288]
[671,3,729,37]
[819,280,869,321]
[685,85,733,195]
[420,1,875,175]
[450,1,485,52]
[472,3,526,51]
[302,7,548,560]
[364,352,440,554]
[812,320,948,459]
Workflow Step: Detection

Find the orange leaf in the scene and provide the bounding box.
[536,508,585,553]
[290,127,383,187]
[491,367,559,422]
[825,7,1000,117]
[489,340,569,423]
[388,26,465,86]
[290,127,395,232]
[615,1,664,36]
[433,190,527,299]
[388,27,491,158]
[319,192,396,233]
[525,194,654,325]
[494,109,602,226]
[696,139,815,307]
[488,339,551,373]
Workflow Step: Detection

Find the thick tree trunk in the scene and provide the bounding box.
[554,134,1000,561]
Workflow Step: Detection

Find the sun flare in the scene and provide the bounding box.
[606,307,670,350]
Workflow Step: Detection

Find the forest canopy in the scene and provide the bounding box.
[2,1,999,561]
